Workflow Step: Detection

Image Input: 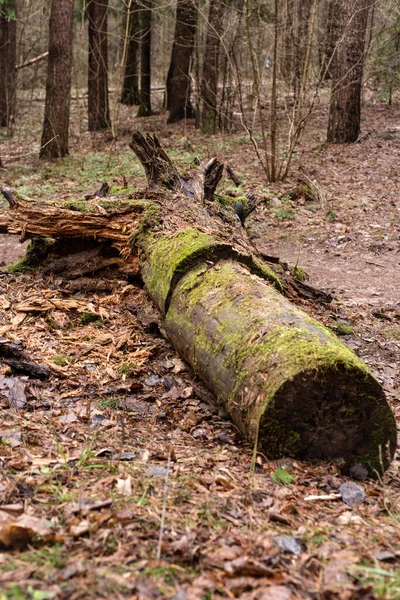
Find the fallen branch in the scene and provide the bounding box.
[16,52,49,71]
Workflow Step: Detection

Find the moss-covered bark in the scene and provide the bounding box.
[161,259,396,474]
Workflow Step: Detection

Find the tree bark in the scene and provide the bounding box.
[120,0,140,106]
[1,135,397,475]
[0,0,17,128]
[293,0,312,99]
[327,0,369,143]
[166,0,197,123]
[40,0,74,159]
[137,0,152,117]
[201,0,224,134]
[88,0,111,130]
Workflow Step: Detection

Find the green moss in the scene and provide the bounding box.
[4,238,55,272]
[165,260,396,472]
[130,202,161,247]
[109,185,134,194]
[52,354,73,367]
[141,228,219,312]
[14,189,35,202]
[64,200,93,212]
[290,265,305,281]
[333,323,354,336]
[251,258,283,293]
[79,312,100,325]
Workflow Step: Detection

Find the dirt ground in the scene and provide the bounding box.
[0,95,399,599]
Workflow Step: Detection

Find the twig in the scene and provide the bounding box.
[16,51,48,70]
[304,494,341,501]
[156,442,173,560]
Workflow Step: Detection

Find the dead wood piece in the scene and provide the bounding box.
[42,247,129,279]
[226,164,242,186]
[2,359,51,380]
[129,132,180,190]
[64,278,117,294]
[0,337,50,379]
[0,337,24,359]
[0,187,144,252]
[285,278,333,304]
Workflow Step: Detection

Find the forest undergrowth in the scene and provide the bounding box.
[0,93,399,599]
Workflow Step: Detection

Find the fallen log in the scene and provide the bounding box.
[0,133,397,474]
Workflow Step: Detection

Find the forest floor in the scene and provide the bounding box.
[0,95,399,600]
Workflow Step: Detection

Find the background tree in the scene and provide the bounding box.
[137,0,152,117]
[327,0,370,143]
[201,0,225,134]
[40,0,74,158]
[88,0,111,130]
[120,0,140,106]
[0,0,17,128]
[166,0,198,123]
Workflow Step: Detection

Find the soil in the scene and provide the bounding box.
[0,94,399,599]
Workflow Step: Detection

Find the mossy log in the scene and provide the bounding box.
[129,133,396,475]
[0,133,397,474]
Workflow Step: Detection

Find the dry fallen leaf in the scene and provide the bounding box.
[116,475,133,496]
[0,512,53,549]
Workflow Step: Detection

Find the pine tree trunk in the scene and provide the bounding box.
[0,1,17,128]
[319,0,340,80]
[201,0,224,134]
[88,0,111,130]
[40,0,74,159]
[166,0,197,123]
[327,0,369,143]
[137,0,152,117]
[120,1,140,106]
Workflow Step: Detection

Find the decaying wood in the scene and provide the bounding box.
[0,337,51,379]
[0,133,397,475]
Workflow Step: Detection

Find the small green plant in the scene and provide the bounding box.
[325,208,337,221]
[118,363,137,376]
[274,206,296,220]
[52,354,73,367]
[271,468,295,484]
[98,396,119,410]
[304,203,318,213]
[333,323,353,336]
[291,265,305,281]
[79,312,100,325]
[350,564,400,600]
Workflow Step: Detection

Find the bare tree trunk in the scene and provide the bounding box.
[0,1,17,128]
[40,0,74,159]
[293,0,312,99]
[281,0,294,86]
[88,0,111,130]
[327,0,369,143]
[166,0,197,123]
[319,0,340,80]
[120,0,140,106]
[201,0,225,134]
[137,0,152,117]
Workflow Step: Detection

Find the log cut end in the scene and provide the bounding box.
[256,364,396,474]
